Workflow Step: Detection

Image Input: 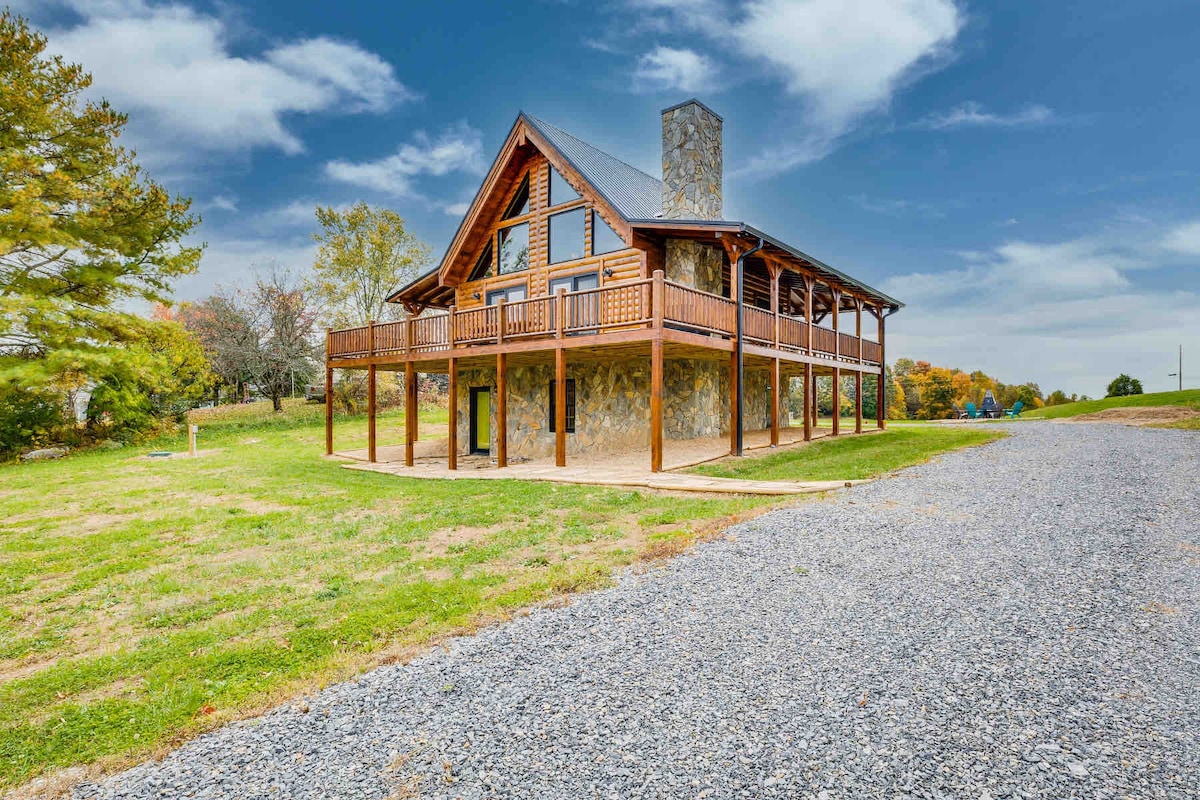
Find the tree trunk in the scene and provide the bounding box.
[272,391,283,412]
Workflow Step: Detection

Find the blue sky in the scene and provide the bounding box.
[19,0,1200,397]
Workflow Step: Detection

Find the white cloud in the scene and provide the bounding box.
[1162,220,1200,255]
[633,46,717,92]
[626,0,963,175]
[443,202,471,217]
[915,101,1055,130]
[881,231,1199,397]
[43,0,413,156]
[324,123,485,198]
[208,194,238,212]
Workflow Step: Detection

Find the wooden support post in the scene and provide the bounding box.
[404,361,415,467]
[877,308,887,429]
[768,262,781,348]
[729,350,738,456]
[324,363,333,456]
[803,277,814,354]
[812,372,819,429]
[367,363,377,463]
[652,269,665,330]
[496,352,508,468]
[496,298,506,344]
[447,357,457,470]
[554,347,567,467]
[188,424,198,457]
[803,362,813,442]
[651,337,663,472]
[770,358,781,446]
[832,367,841,437]
[832,289,841,362]
[855,371,863,434]
[855,300,864,365]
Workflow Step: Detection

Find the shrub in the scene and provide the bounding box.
[1106,374,1143,397]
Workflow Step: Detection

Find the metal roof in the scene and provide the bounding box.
[523,114,663,221]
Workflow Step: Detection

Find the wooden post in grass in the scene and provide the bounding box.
[324,363,333,456]
[770,358,780,446]
[448,357,458,471]
[803,362,813,442]
[832,367,841,437]
[497,352,508,468]
[188,424,198,457]
[405,361,416,467]
[367,364,377,463]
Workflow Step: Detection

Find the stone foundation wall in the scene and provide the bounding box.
[452,355,789,461]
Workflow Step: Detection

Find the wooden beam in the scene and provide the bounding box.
[729,350,738,456]
[555,347,567,467]
[802,362,812,442]
[404,361,415,467]
[803,276,814,354]
[496,352,508,468]
[367,363,377,463]
[832,367,841,437]
[447,357,457,470]
[855,370,863,435]
[878,309,887,429]
[324,364,333,455]
[651,337,663,472]
[770,357,780,447]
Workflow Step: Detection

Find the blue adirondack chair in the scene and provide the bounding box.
[965,402,982,419]
[1004,400,1024,418]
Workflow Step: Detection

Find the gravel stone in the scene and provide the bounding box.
[74,423,1200,799]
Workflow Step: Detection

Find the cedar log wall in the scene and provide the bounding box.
[453,150,644,310]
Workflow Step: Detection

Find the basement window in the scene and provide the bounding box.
[548,378,576,433]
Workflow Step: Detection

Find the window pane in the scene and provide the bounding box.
[592,212,625,255]
[468,241,492,280]
[548,207,585,264]
[498,223,529,274]
[549,167,580,206]
[502,176,530,219]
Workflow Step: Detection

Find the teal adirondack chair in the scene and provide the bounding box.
[1004,400,1024,418]
[965,402,982,419]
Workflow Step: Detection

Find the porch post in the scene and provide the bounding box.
[324,363,333,455]
[803,276,814,355]
[555,348,567,467]
[768,261,781,348]
[497,352,508,468]
[651,338,663,472]
[448,357,458,470]
[854,301,863,434]
[770,358,780,446]
[802,362,813,441]
[729,351,738,456]
[878,308,887,429]
[832,367,841,437]
[404,361,415,467]
[367,363,377,463]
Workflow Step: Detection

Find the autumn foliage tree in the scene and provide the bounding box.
[0,12,202,451]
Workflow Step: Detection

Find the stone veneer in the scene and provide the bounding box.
[665,239,725,294]
[455,357,787,461]
[661,100,723,221]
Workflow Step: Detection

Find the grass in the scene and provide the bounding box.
[690,425,1006,482]
[0,399,999,789]
[1021,389,1200,429]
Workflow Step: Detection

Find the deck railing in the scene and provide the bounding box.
[328,277,882,365]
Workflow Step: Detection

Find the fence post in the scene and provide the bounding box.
[447,306,456,350]
[555,287,567,338]
[368,320,375,357]
[652,269,665,330]
[497,297,507,344]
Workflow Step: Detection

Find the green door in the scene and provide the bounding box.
[470,387,490,454]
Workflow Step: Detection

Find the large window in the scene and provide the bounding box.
[592,211,625,255]
[549,167,580,207]
[503,175,530,219]
[497,222,529,274]
[548,207,585,264]
[548,378,576,433]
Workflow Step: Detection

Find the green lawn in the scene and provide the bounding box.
[1021,389,1200,429]
[0,400,998,789]
[690,425,1006,482]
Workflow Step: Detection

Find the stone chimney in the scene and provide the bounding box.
[661,99,723,220]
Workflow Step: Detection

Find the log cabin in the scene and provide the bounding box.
[324,100,902,472]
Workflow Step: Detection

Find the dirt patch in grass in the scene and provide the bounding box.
[1064,406,1200,426]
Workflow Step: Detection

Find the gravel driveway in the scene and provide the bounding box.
[76,422,1200,799]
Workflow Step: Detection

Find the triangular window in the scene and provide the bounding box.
[549,167,580,206]
[502,175,530,219]
[592,211,626,255]
[468,240,493,281]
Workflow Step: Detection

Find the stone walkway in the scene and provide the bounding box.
[335,426,882,496]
